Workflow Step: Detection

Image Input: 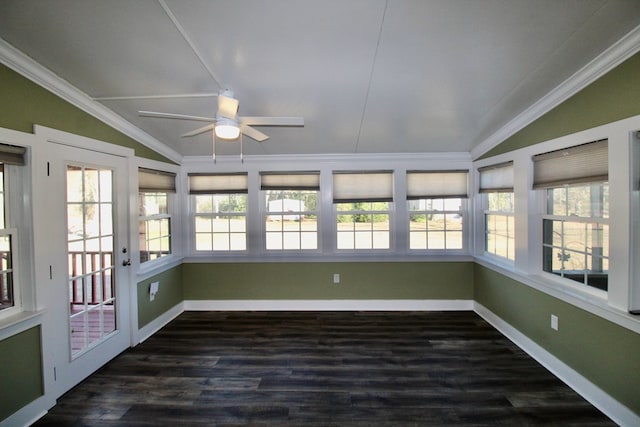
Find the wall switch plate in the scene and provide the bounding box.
[333,273,340,284]
[551,314,559,331]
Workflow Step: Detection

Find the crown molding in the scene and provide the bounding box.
[471,24,640,160]
[0,38,183,164]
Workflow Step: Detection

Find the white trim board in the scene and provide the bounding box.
[136,302,184,344]
[0,396,50,427]
[183,299,473,311]
[474,302,639,427]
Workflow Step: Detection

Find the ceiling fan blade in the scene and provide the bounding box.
[240,116,304,127]
[94,93,218,101]
[181,123,216,138]
[241,124,269,142]
[218,93,239,119]
[139,111,216,122]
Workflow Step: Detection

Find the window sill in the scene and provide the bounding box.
[474,256,640,334]
[477,253,515,270]
[0,309,45,341]
[184,252,474,263]
[137,256,183,282]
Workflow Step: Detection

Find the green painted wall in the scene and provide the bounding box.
[474,264,640,416]
[0,64,173,163]
[482,52,640,158]
[182,262,473,300]
[0,326,43,421]
[137,265,184,329]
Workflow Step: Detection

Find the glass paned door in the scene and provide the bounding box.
[41,131,131,401]
[67,165,117,357]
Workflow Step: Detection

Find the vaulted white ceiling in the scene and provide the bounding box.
[1,0,639,159]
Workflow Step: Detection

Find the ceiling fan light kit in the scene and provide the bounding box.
[214,116,240,140]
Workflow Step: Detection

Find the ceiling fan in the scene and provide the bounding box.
[138,90,304,143]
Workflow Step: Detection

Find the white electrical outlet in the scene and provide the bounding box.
[551,314,559,331]
[333,273,340,284]
[150,281,159,301]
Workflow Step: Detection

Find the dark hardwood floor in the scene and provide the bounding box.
[33,311,616,426]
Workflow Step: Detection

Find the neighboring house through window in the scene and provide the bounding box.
[261,171,320,251]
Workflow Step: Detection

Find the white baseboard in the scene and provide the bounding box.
[136,302,184,344]
[474,302,639,427]
[0,396,50,427]
[183,299,473,311]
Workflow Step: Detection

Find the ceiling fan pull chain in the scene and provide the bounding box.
[212,129,216,163]
[240,132,244,163]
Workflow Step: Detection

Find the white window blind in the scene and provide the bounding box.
[188,173,248,194]
[333,171,393,203]
[0,143,26,166]
[138,168,176,193]
[533,139,608,189]
[406,170,468,199]
[478,161,514,193]
[260,171,320,190]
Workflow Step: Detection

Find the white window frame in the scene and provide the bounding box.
[631,129,640,312]
[139,192,172,263]
[335,200,393,251]
[408,197,466,251]
[0,225,19,318]
[0,128,35,324]
[263,189,320,252]
[333,170,394,252]
[135,160,181,277]
[541,183,609,294]
[483,191,515,263]
[192,192,248,253]
[406,170,468,253]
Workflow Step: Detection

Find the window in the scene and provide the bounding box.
[138,168,175,264]
[409,198,463,249]
[0,143,26,316]
[190,173,247,252]
[261,172,319,250]
[0,165,15,312]
[535,140,609,291]
[485,192,515,260]
[407,171,467,250]
[479,162,515,261]
[333,171,393,250]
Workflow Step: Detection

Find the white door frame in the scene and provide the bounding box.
[33,126,136,400]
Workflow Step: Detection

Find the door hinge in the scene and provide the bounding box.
[53,366,57,381]
[47,161,50,176]
[49,265,52,280]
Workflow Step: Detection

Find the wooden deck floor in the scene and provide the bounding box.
[33,311,615,426]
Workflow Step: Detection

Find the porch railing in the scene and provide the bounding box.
[68,251,113,305]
